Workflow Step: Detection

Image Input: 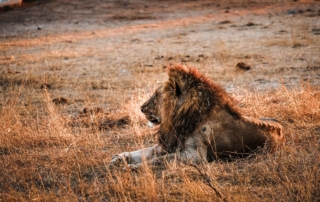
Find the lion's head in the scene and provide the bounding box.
[156,64,242,153]
[140,85,163,127]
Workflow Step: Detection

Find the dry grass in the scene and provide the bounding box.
[0,71,319,201]
[1,0,320,201]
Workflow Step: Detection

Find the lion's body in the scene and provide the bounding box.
[190,113,284,161]
[110,65,285,167]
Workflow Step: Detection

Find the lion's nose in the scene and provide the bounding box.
[141,108,144,113]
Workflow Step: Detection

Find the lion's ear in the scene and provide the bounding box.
[173,80,182,97]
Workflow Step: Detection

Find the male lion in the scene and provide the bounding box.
[110,65,285,167]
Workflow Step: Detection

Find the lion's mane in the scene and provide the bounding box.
[158,64,242,153]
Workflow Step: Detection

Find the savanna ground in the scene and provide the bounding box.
[0,0,320,201]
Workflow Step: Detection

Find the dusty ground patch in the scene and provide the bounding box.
[0,0,319,201]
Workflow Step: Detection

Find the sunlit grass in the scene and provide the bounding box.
[0,69,319,201]
[0,0,320,200]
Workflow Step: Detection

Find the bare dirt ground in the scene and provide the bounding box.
[0,0,320,201]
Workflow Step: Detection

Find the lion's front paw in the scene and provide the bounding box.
[108,155,142,171]
[127,163,142,171]
[109,154,126,167]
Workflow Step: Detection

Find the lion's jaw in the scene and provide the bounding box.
[148,121,157,128]
[146,114,161,127]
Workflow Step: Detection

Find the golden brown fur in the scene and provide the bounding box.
[110,64,285,167]
[146,65,285,156]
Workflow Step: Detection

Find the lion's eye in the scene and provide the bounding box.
[202,127,207,132]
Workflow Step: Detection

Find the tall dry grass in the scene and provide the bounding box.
[0,72,319,201]
[0,1,319,200]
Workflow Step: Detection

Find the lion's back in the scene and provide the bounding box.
[243,116,286,152]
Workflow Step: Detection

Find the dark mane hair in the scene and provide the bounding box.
[158,64,242,153]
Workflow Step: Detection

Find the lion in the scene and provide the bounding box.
[110,64,285,167]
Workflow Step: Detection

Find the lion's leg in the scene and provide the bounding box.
[180,136,208,164]
[142,149,207,168]
[146,137,208,166]
[110,144,164,165]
